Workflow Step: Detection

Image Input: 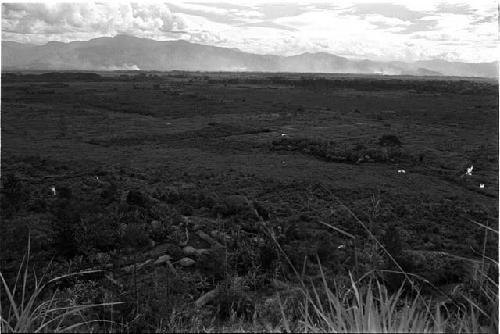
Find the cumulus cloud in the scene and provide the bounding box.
[346,2,427,21]
[1,1,498,62]
[2,3,187,42]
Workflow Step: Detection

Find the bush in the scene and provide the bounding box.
[100,182,118,204]
[212,278,255,321]
[382,225,403,259]
[50,198,81,258]
[378,134,402,147]
[126,190,149,207]
[121,223,151,249]
[75,213,120,253]
[1,173,30,217]
[212,195,253,217]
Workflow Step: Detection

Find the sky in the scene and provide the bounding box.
[1,0,498,63]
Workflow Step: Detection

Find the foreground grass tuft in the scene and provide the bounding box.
[0,239,121,333]
[291,273,497,333]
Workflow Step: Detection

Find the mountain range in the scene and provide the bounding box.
[2,34,498,77]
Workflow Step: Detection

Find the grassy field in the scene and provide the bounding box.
[1,71,498,332]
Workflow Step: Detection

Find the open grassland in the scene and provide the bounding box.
[1,72,498,332]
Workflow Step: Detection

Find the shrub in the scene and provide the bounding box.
[178,203,194,216]
[28,197,47,213]
[120,223,151,249]
[100,182,118,204]
[57,186,72,200]
[197,192,217,210]
[382,225,403,259]
[211,195,253,217]
[1,173,30,217]
[212,278,254,321]
[50,198,81,259]
[224,195,251,216]
[378,134,402,147]
[126,190,149,208]
[75,213,120,253]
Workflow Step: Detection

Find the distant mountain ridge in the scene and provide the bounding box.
[2,34,498,77]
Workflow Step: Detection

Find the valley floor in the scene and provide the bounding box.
[1,72,498,332]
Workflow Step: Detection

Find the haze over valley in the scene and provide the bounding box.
[2,34,497,77]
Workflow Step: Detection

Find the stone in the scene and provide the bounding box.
[151,220,162,233]
[154,254,172,265]
[197,230,223,248]
[192,222,204,231]
[137,259,152,270]
[183,246,198,256]
[210,230,231,244]
[180,183,196,190]
[183,246,210,257]
[178,257,196,267]
[147,243,182,258]
[195,288,220,308]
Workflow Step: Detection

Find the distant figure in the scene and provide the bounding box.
[459,164,474,180]
[466,165,473,176]
[419,153,424,163]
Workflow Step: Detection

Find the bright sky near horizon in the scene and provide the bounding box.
[1,0,498,62]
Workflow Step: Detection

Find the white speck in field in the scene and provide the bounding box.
[281,133,287,137]
[466,165,473,176]
[480,184,485,189]
[398,169,406,174]
[50,186,56,196]
[165,122,171,125]
[338,244,345,249]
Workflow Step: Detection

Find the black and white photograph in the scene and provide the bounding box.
[0,1,498,332]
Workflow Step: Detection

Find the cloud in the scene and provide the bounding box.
[2,3,187,41]
[363,14,411,29]
[2,1,498,63]
[435,3,475,15]
[253,3,310,20]
[166,2,262,26]
[393,19,438,34]
[239,21,297,31]
[346,2,427,21]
